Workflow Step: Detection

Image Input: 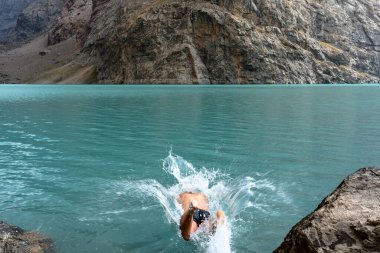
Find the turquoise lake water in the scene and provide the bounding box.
[0,85,380,253]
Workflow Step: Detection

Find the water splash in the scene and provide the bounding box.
[121,151,288,252]
[207,221,232,253]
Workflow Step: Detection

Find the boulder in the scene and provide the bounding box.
[274,167,380,253]
[0,221,54,253]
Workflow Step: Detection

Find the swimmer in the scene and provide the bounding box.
[177,192,226,240]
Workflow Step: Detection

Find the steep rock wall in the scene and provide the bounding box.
[14,0,66,41]
[0,0,33,42]
[0,0,66,43]
[82,0,380,84]
[47,0,92,46]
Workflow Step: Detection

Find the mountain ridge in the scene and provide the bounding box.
[0,0,379,84]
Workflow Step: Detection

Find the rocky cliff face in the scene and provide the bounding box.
[0,0,33,42]
[0,0,66,43]
[15,0,66,41]
[274,167,380,253]
[47,0,92,46]
[81,0,380,84]
[1,0,379,83]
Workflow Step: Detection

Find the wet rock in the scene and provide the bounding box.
[0,221,54,253]
[274,167,380,253]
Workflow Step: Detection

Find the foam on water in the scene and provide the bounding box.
[121,151,286,252]
[207,221,232,253]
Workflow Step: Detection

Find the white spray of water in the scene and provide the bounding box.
[207,221,232,253]
[120,151,285,253]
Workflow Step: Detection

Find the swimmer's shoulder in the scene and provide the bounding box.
[178,192,193,202]
[179,191,207,199]
[179,191,195,197]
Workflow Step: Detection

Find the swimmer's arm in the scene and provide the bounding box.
[209,210,227,234]
[180,207,196,241]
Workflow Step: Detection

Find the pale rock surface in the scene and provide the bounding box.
[274,167,380,253]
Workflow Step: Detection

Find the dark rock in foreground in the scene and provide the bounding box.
[274,167,380,253]
[0,221,54,253]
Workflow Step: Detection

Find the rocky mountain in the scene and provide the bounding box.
[1,0,379,83]
[0,0,93,84]
[81,0,380,84]
[15,0,66,41]
[0,0,33,42]
[0,0,65,43]
[47,0,92,46]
